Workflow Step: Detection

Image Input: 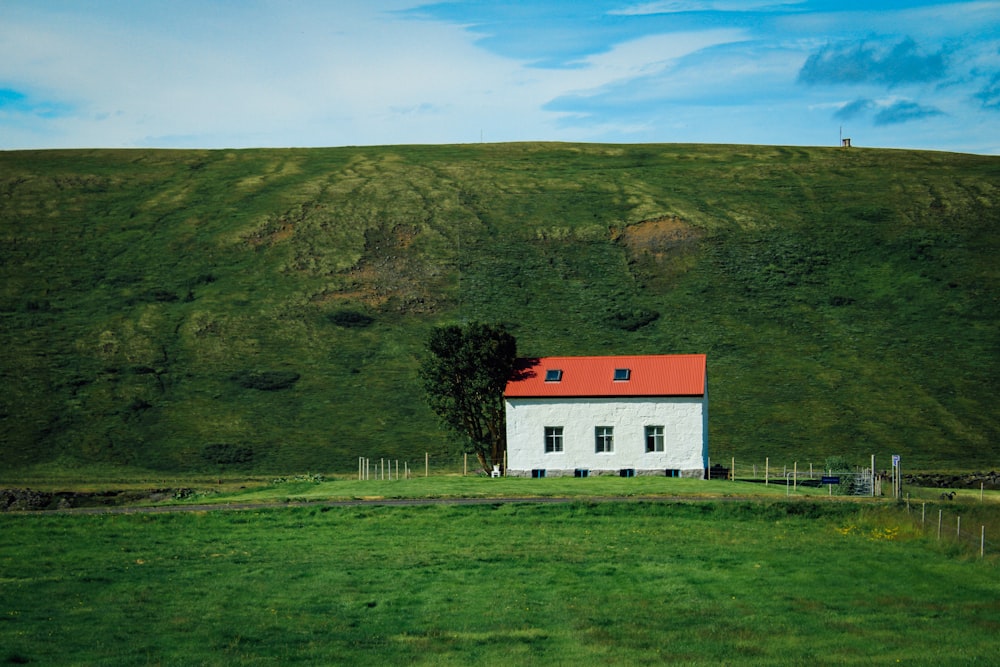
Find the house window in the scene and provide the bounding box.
[544,427,563,453]
[613,368,630,381]
[545,369,563,382]
[595,426,614,453]
[645,425,665,452]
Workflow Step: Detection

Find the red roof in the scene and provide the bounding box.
[505,354,706,398]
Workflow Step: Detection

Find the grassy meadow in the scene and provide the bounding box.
[1,143,998,475]
[2,494,998,666]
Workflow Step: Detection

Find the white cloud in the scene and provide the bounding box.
[0,1,996,152]
[0,2,546,147]
[610,1,805,16]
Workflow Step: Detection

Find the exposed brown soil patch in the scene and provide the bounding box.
[617,215,703,260]
[314,224,445,314]
[615,216,704,288]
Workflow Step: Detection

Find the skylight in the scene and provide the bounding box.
[613,368,631,381]
[545,369,563,382]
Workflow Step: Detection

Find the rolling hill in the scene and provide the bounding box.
[1,143,997,475]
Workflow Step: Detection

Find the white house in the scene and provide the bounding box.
[504,354,707,478]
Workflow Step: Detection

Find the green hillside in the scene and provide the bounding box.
[1,143,997,475]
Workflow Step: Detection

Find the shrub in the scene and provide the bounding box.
[824,455,858,495]
[270,473,326,484]
[231,370,300,391]
[328,309,375,328]
[201,443,254,466]
[606,308,660,331]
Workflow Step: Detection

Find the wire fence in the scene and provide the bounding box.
[352,454,997,558]
[355,452,488,480]
[897,497,998,559]
[708,458,883,496]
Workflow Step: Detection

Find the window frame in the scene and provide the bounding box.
[595,426,614,453]
[645,425,665,453]
[544,426,564,453]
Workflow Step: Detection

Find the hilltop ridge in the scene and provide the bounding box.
[1,143,997,474]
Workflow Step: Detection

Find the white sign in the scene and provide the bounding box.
[892,455,900,467]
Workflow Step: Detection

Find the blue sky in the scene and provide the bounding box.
[1,1,998,153]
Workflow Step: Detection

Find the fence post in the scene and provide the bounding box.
[957,515,961,539]
[938,509,942,541]
[765,457,769,486]
[982,526,986,559]
[731,457,735,481]
[425,452,429,477]
[871,454,876,497]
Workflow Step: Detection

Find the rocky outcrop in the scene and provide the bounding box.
[1,488,192,511]
[903,471,1000,490]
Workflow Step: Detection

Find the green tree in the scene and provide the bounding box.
[824,455,856,495]
[419,322,517,472]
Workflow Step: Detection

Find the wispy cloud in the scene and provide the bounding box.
[0,87,73,119]
[0,1,997,153]
[0,89,26,106]
[874,99,945,124]
[798,37,948,86]
[834,96,945,125]
[976,74,1000,110]
[610,1,804,16]
[834,98,877,120]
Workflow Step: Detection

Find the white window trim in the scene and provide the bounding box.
[645,425,665,453]
[544,426,564,454]
[595,426,614,453]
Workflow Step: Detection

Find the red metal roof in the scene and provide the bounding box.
[505,354,706,398]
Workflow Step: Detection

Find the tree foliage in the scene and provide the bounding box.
[824,455,857,495]
[419,323,517,471]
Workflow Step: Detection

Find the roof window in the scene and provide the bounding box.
[545,369,563,382]
[613,368,631,381]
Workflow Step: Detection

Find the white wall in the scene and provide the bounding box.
[505,396,706,477]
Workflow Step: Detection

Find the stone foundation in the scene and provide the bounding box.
[505,468,704,479]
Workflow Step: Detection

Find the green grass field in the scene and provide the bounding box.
[3,143,997,666]
[2,490,998,666]
[2,143,998,475]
